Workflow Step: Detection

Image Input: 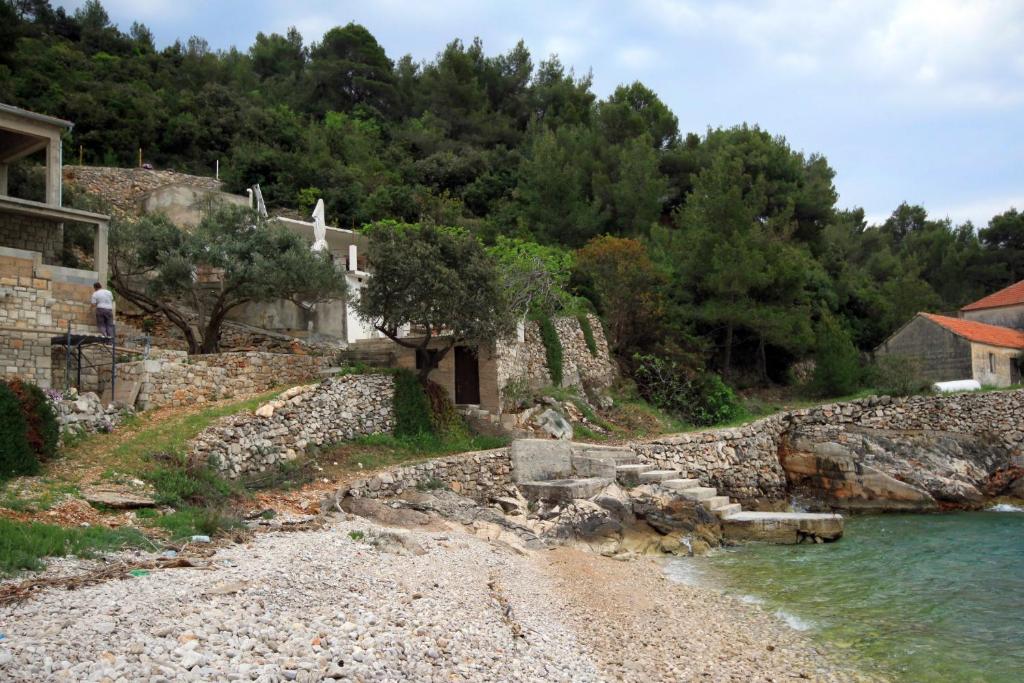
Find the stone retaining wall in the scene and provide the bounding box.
[496,314,617,403]
[344,448,513,502]
[192,374,394,478]
[117,351,329,409]
[631,389,1024,504]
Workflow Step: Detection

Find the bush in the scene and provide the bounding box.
[392,368,434,437]
[537,314,564,386]
[424,380,462,436]
[0,382,37,479]
[632,354,743,427]
[871,354,931,397]
[8,380,59,462]
[578,315,599,357]
[811,314,864,397]
[145,453,239,507]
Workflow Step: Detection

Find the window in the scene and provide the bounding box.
[989,353,995,374]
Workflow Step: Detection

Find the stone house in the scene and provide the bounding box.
[0,104,111,388]
[875,312,1024,387]
[960,279,1024,330]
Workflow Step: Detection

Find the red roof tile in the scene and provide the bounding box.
[961,280,1024,312]
[920,313,1024,349]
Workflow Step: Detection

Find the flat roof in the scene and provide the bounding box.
[0,102,73,130]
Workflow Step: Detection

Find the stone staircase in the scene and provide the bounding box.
[511,439,843,544]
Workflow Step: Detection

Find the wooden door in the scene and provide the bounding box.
[454,346,480,405]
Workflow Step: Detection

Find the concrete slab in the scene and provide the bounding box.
[679,487,718,501]
[713,503,742,517]
[701,495,731,511]
[518,477,612,504]
[722,511,844,544]
[615,464,654,487]
[638,469,681,484]
[511,439,573,483]
[662,478,700,491]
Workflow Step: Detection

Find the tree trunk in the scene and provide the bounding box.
[723,322,734,378]
[757,333,768,383]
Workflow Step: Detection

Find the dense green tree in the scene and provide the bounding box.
[308,23,396,117]
[355,222,513,382]
[981,209,1024,284]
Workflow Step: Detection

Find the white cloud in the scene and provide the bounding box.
[933,194,1024,226]
[616,46,657,70]
[636,0,1024,107]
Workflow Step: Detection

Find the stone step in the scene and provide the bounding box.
[679,486,718,501]
[722,511,844,545]
[701,495,732,511]
[661,478,701,492]
[518,477,612,504]
[615,464,654,487]
[714,503,743,518]
[638,469,682,484]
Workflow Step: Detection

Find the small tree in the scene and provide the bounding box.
[110,205,347,354]
[355,222,513,382]
[811,313,863,397]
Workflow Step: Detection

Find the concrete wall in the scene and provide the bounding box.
[971,342,1022,387]
[228,298,347,340]
[140,184,249,228]
[963,303,1024,330]
[876,315,973,382]
[0,213,62,265]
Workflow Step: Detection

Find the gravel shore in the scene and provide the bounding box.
[0,516,872,682]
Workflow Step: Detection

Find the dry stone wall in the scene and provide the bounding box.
[631,389,1024,505]
[496,314,617,403]
[0,214,62,265]
[344,448,513,502]
[192,374,394,478]
[117,351,329,409]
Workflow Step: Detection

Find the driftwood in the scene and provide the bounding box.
[0,556,210,607]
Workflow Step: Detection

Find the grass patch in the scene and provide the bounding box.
[348,530,365,541]
[0,480,80,513]
[326,432,509,473]
[60,389,285,474]
[0,517,149,575]
[148,506,242,540]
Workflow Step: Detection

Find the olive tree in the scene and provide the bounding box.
[110,205,347,353]
[355,221,513,382]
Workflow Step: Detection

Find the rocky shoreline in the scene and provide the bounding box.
[0,511,876,682]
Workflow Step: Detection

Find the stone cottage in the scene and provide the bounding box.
[876,312,1024,387]
[960,279,1024,330]
[0,103,111,388]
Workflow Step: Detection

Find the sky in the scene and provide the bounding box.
[57,0,1024,227]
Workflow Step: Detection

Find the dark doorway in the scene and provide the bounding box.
[454,346,480,405]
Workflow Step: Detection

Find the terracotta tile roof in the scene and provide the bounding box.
[961,279,1024,312]
[920,313,1024,349]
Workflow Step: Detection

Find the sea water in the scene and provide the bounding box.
[667,511,1024,682]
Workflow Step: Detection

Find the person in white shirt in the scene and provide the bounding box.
[91,282,115,338]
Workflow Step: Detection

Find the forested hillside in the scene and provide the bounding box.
[2,0,1022,392]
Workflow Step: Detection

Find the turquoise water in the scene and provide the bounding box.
[667,511,1024,682]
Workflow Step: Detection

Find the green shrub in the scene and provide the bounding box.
[811,314,864,397]
[578,315,599,357]
[348,530,365,541]
[537,314,564,386]
[392,368,434,436]
[8,380,59,462]
[0,382,36,479]
[632,354,743,427]
[145,453,239,507]
[424,379,463,436]
[871,354,931,397]
[152,506,241,540]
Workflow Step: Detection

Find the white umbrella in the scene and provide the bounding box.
[311,198,328,252]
